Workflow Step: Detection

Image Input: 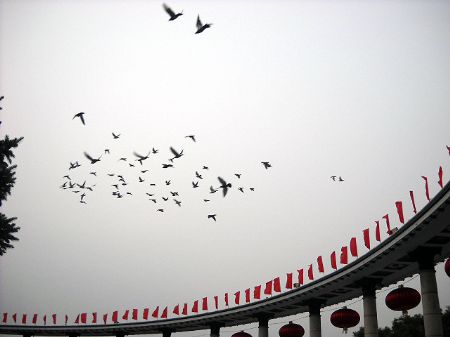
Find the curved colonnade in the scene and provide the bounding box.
[1,183,450,337]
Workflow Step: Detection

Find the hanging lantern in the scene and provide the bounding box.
[330,307,360,333]
[279,321,305,337]
[445,259,450,277]
[232,331,252,337]
[385,285,421,315]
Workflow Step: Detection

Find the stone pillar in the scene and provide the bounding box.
[309,303,322,337]
[362,285,379,337]
[162,330,172,337]
[258,315,269,337]
[210,325,221,337]
[419,258,444,337]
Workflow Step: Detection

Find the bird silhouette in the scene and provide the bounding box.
[112,132,120,139]
[249,187,255,191]
[69,182,76,189]
[60,182,67,189]
[146,193,154,197]
[165,180,171,186]
[195,15,212,34]
[107,173,115,177]
[63,175,71,180]
[105,149,110,154]
[129,163,135,167]
[139,177,145,183]
[203,199,210,202]
[210,186,218,194]
[80,193,86,201]
[192,181,199,188]
[157,209,164,212]
[330,176,337,181]
[77,181,86,189]
[339,176,344,182]
[208,214,217,221]
[195,171,203,179]
[127,192,133,196]
[119,157,127,161]
[112,184,119,190]
[203,166,209,170]
[235,173,241,179]
[238,187,244,193]
[69,161,81,170]
[73,112,85,125]
[162,163,174,168]
[141,170,149,173]
[162,197,169,201]
[185,135,196,142]
[170,191,179,196]
[170,147,184,160]
[84,152,101,164]
[174,199,182,207]
[80,200,87,204]
[133,151,150,165]
[218,177,231,197]
[152,148,159,154]
[163,3,183,21]
[86,186,93,191]
[261,161,272,169]
[150,199,157,203]
[90,172,97,176]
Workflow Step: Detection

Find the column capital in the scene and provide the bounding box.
[306,299,325,314]
[256,313,273,326]
[161,328,174,337]
[210,324,223,335]
[357,278,381,296]
[409,247,441,270]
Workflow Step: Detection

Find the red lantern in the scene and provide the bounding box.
[330,307,360,333]
[232,332,252,337]
[279,321,305,337]
[445,259,450,277]
[385,285,421,315]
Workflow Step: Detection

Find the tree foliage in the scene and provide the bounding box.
[0,132,23,255]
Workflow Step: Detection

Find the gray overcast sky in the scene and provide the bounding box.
[1,0,449,336]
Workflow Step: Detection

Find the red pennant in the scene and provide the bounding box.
[273,277,281,292]
[112,311,118,323]
[297,269,304,285]
[65,315,68,325]
[375,221,381,242]
[12,313,17,323]
[382,214,392,234]
[254,285,261,299]
[43,314,47,325]
[234,291,240,305]
[173,305,179,316]
[409,191,417,214]
[307,264,314,280]
[182,303,188,316]
[161,307,168,319]
[81,313,87,324]
[438,166,443,188]
[75,314,80,324]
[317,256,324,273]
[340,246,348,264]
[395,201,405,224]
[264,280,273,295]
[52,314,57,325]
[92,313,97,324]
[422,176,430,201]
[143,308,149,320]
[202,297,208,311]
[192,300,199,313]
[224,293,229,307]
[152,306,159,318]
[330,251,337,270]
[214,296,219,310]
[245,288,251,303]
[363,228,370,249]
[2,313,7,323]
[122,310,129,321]
[132,309,138,321]
[32,314,37,324]
[285,273,293,289]
[102,314,108,324]
[350,237,358,257]
[21,314,27,324]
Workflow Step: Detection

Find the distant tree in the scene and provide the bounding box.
[0,132,23,255]
[353,326,392,337]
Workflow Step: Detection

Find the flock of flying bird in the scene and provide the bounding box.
[63,112,272,222]
[162,3,212,34]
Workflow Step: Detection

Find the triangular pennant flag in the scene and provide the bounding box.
[75,314,80,324]
[192,300,199,313]
[234,291,240,305]
[297,269,304,285]
[264,280,273,295]
[43,314,47,325]
[245,289,251,303]
[254,285,261,299]
[409,191,417,214]
[330,251,337,270]
[103,313,108,324]
[375,221,381,242]
[152,306,159,318]
[132,309,138,320]
[350,237,358,257]
[307,264,314,280]
[173,305,180,316]
[65,315,68,325]
[182,303,188,316]
[143,308,149,320]
[285,273,293,289]
[2,313,7,323]
[92,313,97,324]
[81,313,87,324]
[32,314,38,324]
[112,311,118,323]
[395,201,405,224]
[438,166,443,189]
[21,314,27,324]
[12,313,17,323]
[273,277,281,292]
[122,310,129,321]
[52,314,57,325]
[382,214,392,234]
[202,297,208,311]
[224,293,229,307]
[214,296,219,310]
[340,246,348,264]
[161,307,168,319]
[363,228,370,249]
[317,256,325,273]
[422,176,430,201]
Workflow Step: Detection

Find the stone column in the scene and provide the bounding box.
[258,315,269,337]
[210,325,221,337]
[309,303,322,337]
[162,330,172,337]
[419,258,444,337]
[362,285,379,337]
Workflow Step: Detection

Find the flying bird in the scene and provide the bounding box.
[152,148,159,154]
[157,209,164,213]
[162,163,174,168]
[84,152,101,164]
[162,197,169,201]
[112,132,120,139]
[192,181,199,188]
[77,181,86,189]
[238,187,244,193]
[133,151,150,165]
[203,199,210,202]
[73,112,85,125]
[235,173,241,179]
[80,200,87,204]
[195,171,203,179]
[218,177,231,197]
[261,161,272,169]
[129,163,135,167]
[107,173,115,177]
[338,176,344,182]
[331,176,337,181]
[80,193,86,201]
[165,180,171,186]
[210,186,218,194]
[90,172,97,176]
[174,199,182,207]
[119,157,127,161]
[105,149,110,154]
[141,170,149,173]
[63,175,71,180]
[170,147,184,160]
[163,3,183,21]
[203,166,209,170]
[195,15,212,34]
[139,177,145,183]
[208,214,217,222]
[170,191,179,196]
[146,193,154,197]
[149,199,157,203]
[185,135,196,142]
[250,187,255,191]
